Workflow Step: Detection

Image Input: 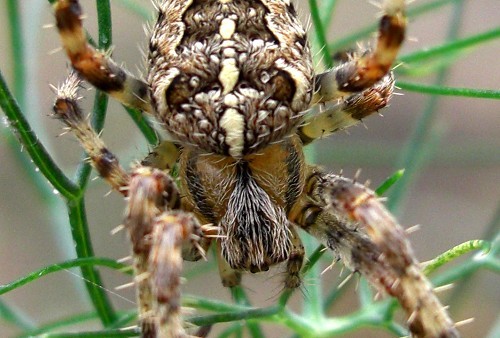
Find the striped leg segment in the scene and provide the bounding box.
[54,73,203,337]
[284,227,305,289]
[53,72,129,193]
[54,0,152,112]
[299,0,405,143]
[298,73,394,144]
[313,0,405,101]
[300,171,460,338]
[150,212,202,338]
[126,169,201,338]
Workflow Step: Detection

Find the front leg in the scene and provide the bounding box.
[54,0,152,112]
[298,170,460,338]
[298,0,405,144]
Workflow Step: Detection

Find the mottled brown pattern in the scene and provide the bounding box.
[52,0,461,337]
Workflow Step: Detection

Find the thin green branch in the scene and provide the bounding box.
[6,0,25,107]
[431,241,498,287]
[309,0,333,68]
[423,240,489,275]
[0,300,35,332]
[188,305,280,328]
[17,312,101,338]
[17,311,137,338]
[320,0,338,29]
[0,257,130,296]
[446,205,500,307]
[39,328,139,337]
[396,81,500,99]
[230,286,264,338]
[399,27,500,65]
[183,295,249,313]
[67,198,118,325]
[0,71,80,199]
[375,169,405,196]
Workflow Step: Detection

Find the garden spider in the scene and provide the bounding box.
[51,0,460,337]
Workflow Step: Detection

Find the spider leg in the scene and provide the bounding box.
[299,0,405,143]
[54,0,152,113]
[53,72,129,193]
[126,168,202,338]
[54,73,202,337]
[284,227,305,289]
[298,73,394,144]
[216,243,242,288]
[296,170,460,338]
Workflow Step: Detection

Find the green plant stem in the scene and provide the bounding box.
[445,204,500,307]
[375,169,405,196]
[0,300,35,332]
[320,0,338,29]
[0,71,79,199]
[309,0,333,68]
[6,0,25,106]
[67,197,118,325]
[400,27,500,65]
[17,312,101,338]
[397,81,500,99]
[230,286,264,338]
[39,328,140,337]
[0,257,130,296]
[423,240,489,275]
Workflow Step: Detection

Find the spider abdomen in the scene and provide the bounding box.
[148,0,314,157]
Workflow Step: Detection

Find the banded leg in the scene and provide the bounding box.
[284,227,305,289]
[54,73,203,337]
[299,171,460,338]
[299,0,405,143]
[126,168,203,338]
[53,71,129,193]
[54,0,152,112]
[298,73,394,144]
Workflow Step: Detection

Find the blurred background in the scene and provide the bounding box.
[0,0,498,337]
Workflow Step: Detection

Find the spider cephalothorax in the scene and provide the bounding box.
[52,0,461,337]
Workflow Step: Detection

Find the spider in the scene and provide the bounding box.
[51,0,460,337]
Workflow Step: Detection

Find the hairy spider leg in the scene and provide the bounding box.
[54,0,152,113]
[54,73,202,338]
[294,170,460,338]
[298,0,405,143]
[53,72,129,192]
